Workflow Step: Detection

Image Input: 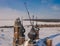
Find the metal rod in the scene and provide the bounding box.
[24,2,33,26]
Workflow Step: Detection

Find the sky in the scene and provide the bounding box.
[0,0,60,20]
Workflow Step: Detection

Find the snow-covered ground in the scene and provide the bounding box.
[0,27,60,46]
[0,28,14,46]
[0,22,60,46]
[25,27,60,46]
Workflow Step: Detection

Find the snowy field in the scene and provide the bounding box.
[0,21,60,46]
[25,27,60,46]
[0,27,60,46]
[0,28,14,46]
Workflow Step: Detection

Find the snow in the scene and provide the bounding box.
[25,27,60,46]
[0,28,14,46]
[0,25,60,46]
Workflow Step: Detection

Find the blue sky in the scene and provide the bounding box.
[0,0,60,19]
